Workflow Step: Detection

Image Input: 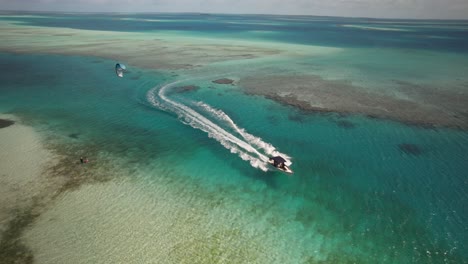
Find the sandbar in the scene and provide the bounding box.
[0,114,61,262]
[0,20,281,71]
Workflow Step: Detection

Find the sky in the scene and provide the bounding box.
[1,0,468,19]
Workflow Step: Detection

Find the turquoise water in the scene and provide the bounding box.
[1,52,467,262]
[1,12,468,263]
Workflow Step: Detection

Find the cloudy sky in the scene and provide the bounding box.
[1,0,468,19]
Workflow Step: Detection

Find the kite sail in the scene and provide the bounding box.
[115,63,126,77]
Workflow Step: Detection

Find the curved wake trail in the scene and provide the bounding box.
[197,102,292,165]
[147,80,292,171]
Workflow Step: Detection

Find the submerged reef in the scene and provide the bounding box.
[68,133,80,139]
[335,120,356,129]
[213,78,235,84]
[0,119,15,129]
[174,85,200,93]
[398,143,422,155]
[240,75,468,130]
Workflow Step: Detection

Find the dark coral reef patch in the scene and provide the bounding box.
[68,133,80,139]
[398,143,422,155]
[335,120,355,129]
[174,85,200,93]
[212,78,234,84]
[0,119,15,129]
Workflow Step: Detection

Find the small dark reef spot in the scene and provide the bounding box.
[288,113,306,123]
[212,78,234,85]
[174,85,200,93]
[336,120,355,129]
[68,133,80,139]
[0,119,15,129]
[366,114,379,120]
[398,143,422,155]
[267,115,280,125]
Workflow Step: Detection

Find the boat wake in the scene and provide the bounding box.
[147,80,291,172]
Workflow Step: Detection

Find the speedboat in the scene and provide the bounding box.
[268,156,293,174]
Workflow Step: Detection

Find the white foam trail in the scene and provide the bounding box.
[147,80,292,171]
[148,82,269,171]
[197,102,292,165]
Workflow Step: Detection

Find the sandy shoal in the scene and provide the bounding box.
[0,114,60,235]
[0,18,342,70]
[21,178,320,264]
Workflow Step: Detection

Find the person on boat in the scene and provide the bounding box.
[269,156,293,174]
[269,156,286,168]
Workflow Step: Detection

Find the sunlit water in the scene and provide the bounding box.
[0,12,467,263]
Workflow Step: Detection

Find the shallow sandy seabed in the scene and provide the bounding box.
[0,116,326,263]
[0,20,285,71]
[0,19,340,75]
[22,180,294,263]
[0,115,58,234]
[0,114,67,263]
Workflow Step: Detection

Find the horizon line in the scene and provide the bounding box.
[1,9,468,21]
